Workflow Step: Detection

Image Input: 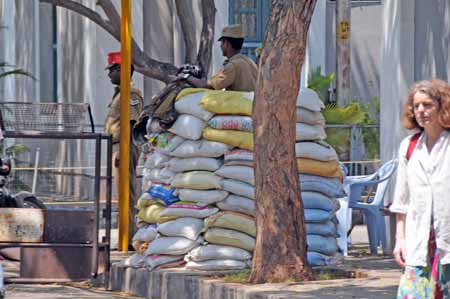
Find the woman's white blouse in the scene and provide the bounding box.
[390,130,450,266]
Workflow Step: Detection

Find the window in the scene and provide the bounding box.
[229,0,270,61]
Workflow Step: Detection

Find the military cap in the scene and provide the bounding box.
[218,24,245,40]
[105,51,121,70]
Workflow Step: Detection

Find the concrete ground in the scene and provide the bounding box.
[3,225,402,299]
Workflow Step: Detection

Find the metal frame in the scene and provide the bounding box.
[0,130,112,285]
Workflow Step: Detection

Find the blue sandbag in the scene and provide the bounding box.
[307,251,336,266]
[148,184,179,206]
[306,221,338,237]
[299,174,345,198]
[304,209,333,223]
[302,191,339,211]
[307,235,339,256]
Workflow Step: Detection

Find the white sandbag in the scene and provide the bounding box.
[145,236,202,256]
[205,211,256,237]
[186,259,249,271]
[186,245,252,262]
[146,255,184,271]
[147,168,176,185]
[221,179,255,199]
[204,228,255,251]
[296,108,326,126]
[175,92,214,121]
[132,224,158,242]
[224,160,254,167]
[160,205,219,218]
[157,217,204,240]
[168,114,206,140]
[295,141,338,161]
[176,189,229,205]
[169,140,231,158]
[216,195,256,217]
[167,157,222,172]
[296,123,327,141]
[154,133,185,155]
[215,166,255,185]
[207,116,253,132]
[144,150,170,169]
[296,88,324,112]
[117,253,146,269]
[224,149,253,161]
[171,171,222,190]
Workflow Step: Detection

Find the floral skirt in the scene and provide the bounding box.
[397,231,450,299]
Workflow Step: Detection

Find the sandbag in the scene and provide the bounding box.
[307,235,339,256]
[203,127,253,150]
[224,160,254,167]
[205,211,256,237]
[145,236,202,256]
[171,171,222,190]
[296,108,326,126]
[216,195,256,217]
[297,158,343,179]
[296,88,324,112]
[221,179,255,199]
[147,168,176,185]
[117,253,146,269]
[302,191,338,211]
[157,217,204,240]
[224,149,253,161]
[137,192,155,210]
[176,189,229,205]
[186,245,252,262]
[296,123,326,141]
[306,221,338,237]
[304,209,334,223]
[208,115,253,132]
[174,91,214,121]
[168,114,206,140]
[199,90,254,116]
[300,174,346,198]
[169,139,231,158]
[186,259,249,271]
[215,165,254,185]
[204,228,255,251]
[137,203,177,224]
[154,133,185,155]
[307,252,337,267]
[144,150,170,169]
[167,157,222,172]
[132,240,149,254]
[132,224,158,242]
[146,254,184,271]
[160,204,219,218]
[148,184,179,206]
[295,141,338,161]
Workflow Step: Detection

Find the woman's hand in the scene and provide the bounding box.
[393,238,407,267]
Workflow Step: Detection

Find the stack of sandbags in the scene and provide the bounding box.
[295,88,345,266]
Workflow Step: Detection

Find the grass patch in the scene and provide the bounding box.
[222,270,251,283]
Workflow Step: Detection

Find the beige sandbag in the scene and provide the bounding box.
[204,228,255,251]
[176,189,229,205]
[297,158,343,179]
[296,88,324,112]
[168,114,206,140]
[296,108,326,126]
[203,127,253,150]
[167,157,222,172]
[205,211,256,237]
[215,165,255,185]
[295,141,338,161]
[171,171,222,190]
[169,139,231,158]
[216,195,256,217]
[296,123,326,141]
[137,203,177,224]
[199,90,254,116]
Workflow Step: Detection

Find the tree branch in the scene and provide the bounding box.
[40,0,178,82]
[196,0,216,75]
[175,0,197,64]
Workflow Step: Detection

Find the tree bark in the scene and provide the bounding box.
[196,0,216,75]
[250,0,317,284]
[175,0,198,64]
[40,0,216,83]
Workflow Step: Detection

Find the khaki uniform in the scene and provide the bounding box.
[208,54,258,92]
[104,83,143,236]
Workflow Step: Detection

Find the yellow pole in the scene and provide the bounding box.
[118,0,132,252]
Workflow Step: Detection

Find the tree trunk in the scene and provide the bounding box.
[250,0,317,284]
[196,0,216,75]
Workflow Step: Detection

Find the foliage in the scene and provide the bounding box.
[0,144,31,157]
[0,62,36,80]
[307,66,335,102]
[222,270,251,283]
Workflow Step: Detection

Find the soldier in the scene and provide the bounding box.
[176,24,258,92]
[104,52,143,242]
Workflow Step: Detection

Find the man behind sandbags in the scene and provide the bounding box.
[172,24,258,92]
